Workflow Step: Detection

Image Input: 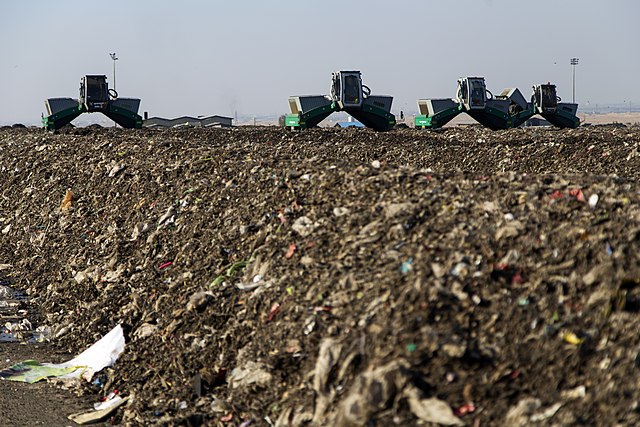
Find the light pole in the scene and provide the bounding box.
[109,52,118,91]
[570,57,579,104]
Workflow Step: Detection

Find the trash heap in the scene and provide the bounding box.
[0,125,639,425]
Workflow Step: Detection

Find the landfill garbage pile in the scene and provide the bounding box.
[0,125,639,426]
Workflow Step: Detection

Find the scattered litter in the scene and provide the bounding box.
[158,261,173,270]
[60,189,74,212]
[569,188,585,202]
[312,338,342,421]
[505,397,541,425]
[236,274,265,291]
[605,242,614,256]
[68,396,129,425]
[266,302,281,322]
[0,324,125,383]
[228,361,273,389]
[0,125,638,425]
[0,285,13,299]
[561,385,586,400]
[157,206,175,226]
[405,386,464,426]
[186,291,213,311]
[210,259,250,287]
[94,390,120,410]
[292,216,316,237]
[549,190,564,200]
[0,331,16,343]
[454,402,476,417]
[108,163,126,178]
[562,331,583,345]
[333,207,350,217]
[400,258,413,274]
[285,243,297,259]
[530,402,562,422]
[304,317,316,335]
[133,323,158,340]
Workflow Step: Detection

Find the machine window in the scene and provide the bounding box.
[344,75,360,104]
[542,86,556,107]
[470,81,484,106]
[86,77,107,101]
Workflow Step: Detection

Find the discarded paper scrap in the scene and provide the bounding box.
[69,396,129,425]
[0,360,81,383]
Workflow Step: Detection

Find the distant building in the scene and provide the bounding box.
[143,115,233,128]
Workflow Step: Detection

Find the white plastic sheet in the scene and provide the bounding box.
[0,324,125,383]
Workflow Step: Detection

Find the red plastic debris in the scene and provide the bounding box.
[549,190,564,200]
[278,210,286,224]
[455,402,476,416]
[101,389,118,401]
[511,271,524,284]
[158,261,173,270]
[569,188,585,202]
[266,302,281,322]
[491,263,524,285]
[285,243,296,259]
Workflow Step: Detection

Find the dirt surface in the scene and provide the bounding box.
[1,125,640,426]
[0,343,103,426]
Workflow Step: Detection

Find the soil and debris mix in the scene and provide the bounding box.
[1,125,639,426]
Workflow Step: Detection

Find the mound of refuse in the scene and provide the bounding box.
[1,125,639,425]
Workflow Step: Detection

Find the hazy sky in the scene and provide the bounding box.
[1,0,638,124]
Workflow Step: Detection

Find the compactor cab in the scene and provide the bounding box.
[80,75,113,112]
[532,83,559,114]
[458,77,487,110]
[330,71,369,108]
